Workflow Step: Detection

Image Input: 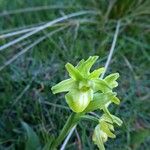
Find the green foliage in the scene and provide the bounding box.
[0,0,149,149]
[22,122,41,150]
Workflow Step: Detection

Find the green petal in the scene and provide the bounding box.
[101,113,123,127]
[84,92,115,113]
[92,79,111,92]
[100,121,116,138]
[107,123,115,132]
[111,115,123,126]
[83,56,99,73]
[111,96,120,105]
[76,59,85,69]
[51,79,76,94]
[101,114,113,124]
[88,67,105,79]
[65,89,93,113]
[102,106,113,120]
[65,63,83,80]
[76,56,99,75]
[104,73,119,88]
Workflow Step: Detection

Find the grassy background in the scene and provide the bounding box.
[0,0,150,149]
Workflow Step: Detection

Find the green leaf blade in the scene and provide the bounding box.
[22,122,41,150]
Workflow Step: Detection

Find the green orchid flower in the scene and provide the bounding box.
[51,56,121,113]
[51,56,108,113]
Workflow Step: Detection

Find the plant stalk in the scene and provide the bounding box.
[51,112,83,149]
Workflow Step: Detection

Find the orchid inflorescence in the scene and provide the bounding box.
[51,56,122,149]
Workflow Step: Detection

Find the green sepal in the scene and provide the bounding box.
[111,96,120,105]
[92,79,111,92]
[51,79,76,94]
[100,114,113,124]
[111,115,123,126]
[102,106,113,121]
[104,73,119,88]
[84,92,115,113]
[88,67,105,79]
[76,59,85,69]
[100,121,116,138]
[107,123,115,132]
[83,56,99,73]
[101,113,123,127]
[76,56,99,75]
[65,63,83,80]
[65,89,93,113]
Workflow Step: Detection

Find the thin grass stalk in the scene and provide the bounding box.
[0,10,97,51]
[0,26,67,71]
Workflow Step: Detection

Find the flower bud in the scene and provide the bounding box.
[93,125,108,143]
[92,124,108,150]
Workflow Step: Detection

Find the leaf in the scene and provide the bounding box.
[51,79,76,94]
[22,122,41,150]
[43,135,55,150]
[65,63,83,80]
[88,67,105,79]
[65,89,93,113]
[104,73,119,88]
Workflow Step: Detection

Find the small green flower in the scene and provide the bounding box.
[93,124,108,150]
[92,114,123,150]
[51,56,107,112]
[51,56,121,113]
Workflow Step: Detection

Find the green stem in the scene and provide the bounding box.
[51,112,83,149]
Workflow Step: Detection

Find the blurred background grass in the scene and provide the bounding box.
[0,0,150,149]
